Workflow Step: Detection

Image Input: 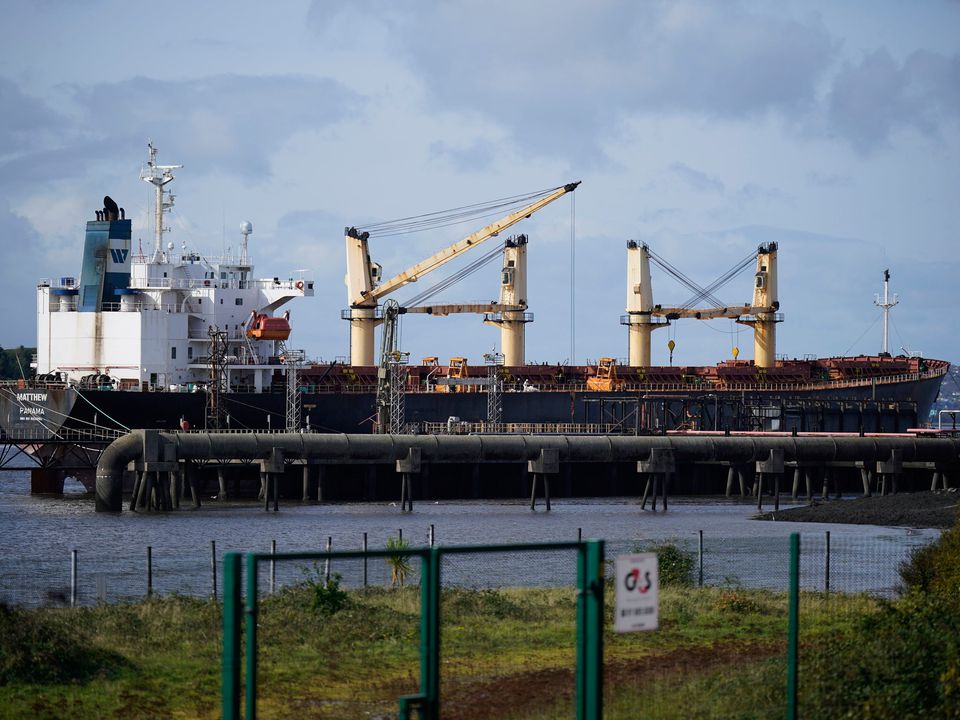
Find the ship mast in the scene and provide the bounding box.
[140,142,183,262]
[873,269,899,355]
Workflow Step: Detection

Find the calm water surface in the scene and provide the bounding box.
[0,455,938,606]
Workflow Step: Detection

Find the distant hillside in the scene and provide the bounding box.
[930,361,960,425]
[0,346,34,381]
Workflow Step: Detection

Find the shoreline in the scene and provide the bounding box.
[756,490,958,529]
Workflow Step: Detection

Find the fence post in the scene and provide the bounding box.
[824,531,831,594]
[362,532,368,588]
[222,553,242,720]
[269,540,276,594]
[325,537,332,582]
[70,549,78,608]
[787,533,800,720]
[577,539,605,720]
[419,547,441,719]
[245,554,259,720]
[147,546,153,598]
[698,530,704,587]
[211,540,218,601]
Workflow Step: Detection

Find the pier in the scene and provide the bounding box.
[93,430,960,513]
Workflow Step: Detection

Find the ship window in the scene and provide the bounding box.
[188,347,193,359]
[235,298,243,306]
[220,272,227,279]
[171,347,177,359]
[220,299,223,305]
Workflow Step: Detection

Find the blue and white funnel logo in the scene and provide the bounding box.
[110,248,129,265]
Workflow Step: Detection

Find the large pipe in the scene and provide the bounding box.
[95,432,960,512]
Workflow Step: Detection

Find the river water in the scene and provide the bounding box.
[0,455,938,607]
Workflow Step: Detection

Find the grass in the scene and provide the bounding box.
[0,582,877,720]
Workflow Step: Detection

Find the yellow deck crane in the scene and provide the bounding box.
[624,242,781,368]
[344,182,580,366]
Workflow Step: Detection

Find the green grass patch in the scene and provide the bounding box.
[0,581,883,719]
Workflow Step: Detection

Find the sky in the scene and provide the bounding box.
[1,0,958,367]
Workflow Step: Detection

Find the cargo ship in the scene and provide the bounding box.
[0,146,949,491]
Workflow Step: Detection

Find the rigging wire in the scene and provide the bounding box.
[841,315,881,356]
[570,192,576,365]
[401,241,505,307]
[356,186,560,238]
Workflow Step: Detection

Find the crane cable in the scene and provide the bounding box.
[647,247,756,310]
[401,241,506,307]
[357,186,562,238]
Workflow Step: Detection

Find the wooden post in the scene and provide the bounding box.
[757,473,764,511]
[530,473,539,510]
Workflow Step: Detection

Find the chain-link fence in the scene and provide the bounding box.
[0,529,942,719]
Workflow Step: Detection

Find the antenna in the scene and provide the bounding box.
[140,142,183,262]
[873,268,899,355]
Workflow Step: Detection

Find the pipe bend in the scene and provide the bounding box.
[95,430,144,512]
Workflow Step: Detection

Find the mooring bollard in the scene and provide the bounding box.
[146,545,153,598]
[211,540,218,601]
[70,548,78,608]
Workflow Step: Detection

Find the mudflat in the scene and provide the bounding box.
[757,490,958,529]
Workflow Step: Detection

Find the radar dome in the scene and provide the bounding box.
[240,221,253,234]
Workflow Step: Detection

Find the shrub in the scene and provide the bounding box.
[713,590,765,615]
[632,540,695,587]
[308,573,348,616]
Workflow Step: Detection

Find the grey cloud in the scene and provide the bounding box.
[826,49,960,153]
[309,1,835,164]
[429,139,496,172]
[0,78,67,157]
[806,171,853,188]
[67,74,361,179]
[0,201,45,343]
[670,162,725,193]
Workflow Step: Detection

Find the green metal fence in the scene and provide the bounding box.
[221,540,605,720]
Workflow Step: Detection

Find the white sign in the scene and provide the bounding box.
[614,553,659,633]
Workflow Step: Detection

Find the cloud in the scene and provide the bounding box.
[824,49,960,152]
[0,74,361,193]
[670,162,725,193]
[67,74,361,179]
[0,201,45,344]
[309,1,835,164]
[429,139,497,173]
[0,77,67,158]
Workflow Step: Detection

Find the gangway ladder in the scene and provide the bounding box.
[281,346,306,431]
[484,351,504,432]
[206,326,229,429]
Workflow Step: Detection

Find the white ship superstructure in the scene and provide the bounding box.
[35,144,313,391]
